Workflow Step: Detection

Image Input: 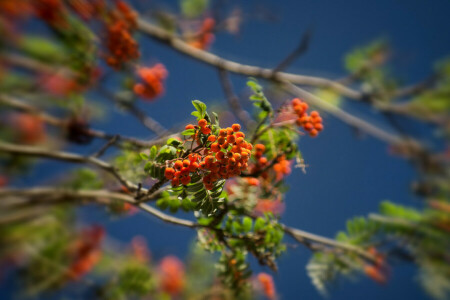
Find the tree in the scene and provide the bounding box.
[0,0,449,299]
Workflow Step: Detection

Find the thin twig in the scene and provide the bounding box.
[217,69,254,129]
[0,141,134,190]
[273,27,313,73]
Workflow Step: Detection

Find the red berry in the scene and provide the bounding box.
[231,124,241,132]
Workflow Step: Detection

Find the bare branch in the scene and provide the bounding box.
[0,141,134,190]
[136,18,363,100]
[273,27,313,73]
[217,69,254,129]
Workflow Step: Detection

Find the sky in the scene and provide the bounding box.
[6,0,450,299]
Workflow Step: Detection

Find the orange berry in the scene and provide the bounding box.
[293,104,305,115]
[231,124,241,132]
[180,176,191,185]
[208,135,217,142]
[220,142,229,149]
[189,162,199,172]
[183,160,190,168]
[226,127,234,135]
[231,145,241,153]
[171,177,180,187]
[164,168,175,180]
[227,135,236,144]
[201,127,211,135]
[217,136,226,145]
[301,102,309,111]
[185,124,195,130]
[216,151,225,161]
[180,167,190,176]
[219,129,227,137]
[255,144,265,152]
[174,160,183,170]
[211,143,220,152]
[233,153,241,161]
[235,132,245,138]
[259,157,268,165]
[310,111,320,118]
[236,137,244,145]
[198,119,207,127]
[205,155,215,165]
[309,129,318,137]
[188,153,198,162]
[312,116,323,124]
[303,123,314,131]
[291,98,302,106]
[314,123,324,131]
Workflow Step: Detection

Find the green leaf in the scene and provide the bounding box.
[182,129,196,136]
[254,217,266,232]
[180,0,209,18]
[140,152,149,161]
[149,146,157,160]
[192,100,207,119]
[242,217,252,232]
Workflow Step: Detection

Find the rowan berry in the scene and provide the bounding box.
[231,124,241,132]
[211,143,220,152]
[217,136,226,145]
[207,135,217,142]
[236,137,244,145]
[303,123,314,131]
[226,127,234,135]
[185,124,195,130]
[215,151,225,161]
[314,123,324,131]
[227,135,236,144]
[201,126,211,135]
[291,98,302,106]
[171,177,180,187]
[219,129,227,137]
[255,144,265,152]
[259,157,268,165]
[235,132,245,138]
[198,119,207,127]
[174,160,183,170]
[181,160,189,168]
[189,162,199,172]
[310,111,320,118]
[164,167,175,180]
[309,129,318,137]
[180,176,191,185]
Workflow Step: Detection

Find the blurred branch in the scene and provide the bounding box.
[0,141,134,190]
[136,18,363,100]
[273,27,313,73]
[217,69,254,129]
[0,94,167,148]
[282,82,425,148]
[0,186,376,262]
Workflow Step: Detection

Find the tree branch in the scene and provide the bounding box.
[0,141,134,190]
[136,18,363,100]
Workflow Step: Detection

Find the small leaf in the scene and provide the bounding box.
[140,152,149,160]
[242,217,252,232]
[182,129,196,136]
[149,146,157,160]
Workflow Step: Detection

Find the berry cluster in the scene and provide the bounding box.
[133,64,168,100]
[273,155,292,180]
[104,2,139,69]
[188,17,215,50]
[291,98,324,137]
[164,120,252,190]
[67,0,105,21]
[34,0,65,26]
